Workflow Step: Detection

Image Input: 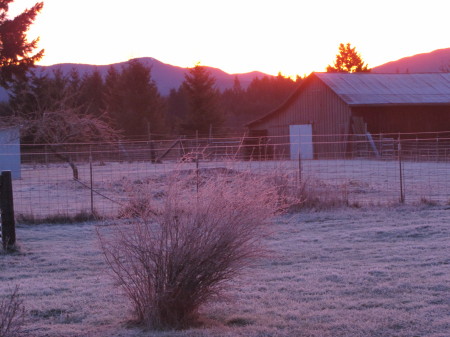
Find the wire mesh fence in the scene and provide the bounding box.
[4,131,450,221]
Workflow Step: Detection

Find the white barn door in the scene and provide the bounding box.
[289,124,313,160]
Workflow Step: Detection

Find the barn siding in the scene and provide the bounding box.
[353,106,450,136]
[250,76,352,158]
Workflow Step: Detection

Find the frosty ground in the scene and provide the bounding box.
[13,157,450,220]
[1,205,449,337]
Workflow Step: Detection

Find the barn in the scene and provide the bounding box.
[246,72,450,159]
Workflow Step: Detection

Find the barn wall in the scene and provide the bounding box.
[353,105,450,136]
[249,76,352,158]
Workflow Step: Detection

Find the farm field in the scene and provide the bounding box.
[1,205,449,337]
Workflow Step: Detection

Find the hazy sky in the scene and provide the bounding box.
[9,0,450,77]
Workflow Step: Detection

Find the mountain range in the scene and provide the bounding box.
[1,47,449,102]
[14,58,268,97]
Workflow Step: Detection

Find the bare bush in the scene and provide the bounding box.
[98,171,284,330]
[0,286,25,337]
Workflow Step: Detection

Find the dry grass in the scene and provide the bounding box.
[0,205,449,336]
[0,286,25,337]
[16,211,100,225]
[271,174,350,211]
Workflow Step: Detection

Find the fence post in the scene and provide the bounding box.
[398,138,405,203]
[89,147,94,216]
[436,135,439,161]
[298,151,302,186]
[1,171,16,250]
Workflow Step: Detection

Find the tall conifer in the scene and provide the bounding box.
[0,0,44,87]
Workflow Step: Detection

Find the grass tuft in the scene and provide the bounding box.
[16,211,101,225]
[0,286,25,337]
[226,317,254,327]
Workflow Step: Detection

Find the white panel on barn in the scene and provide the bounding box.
[0,127,21,179]
[289,124,313,160]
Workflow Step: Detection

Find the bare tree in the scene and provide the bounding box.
[1,68,121,180]
[24,109,118,180]
[2,99,119,180]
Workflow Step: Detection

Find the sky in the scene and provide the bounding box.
[8,0,450,78]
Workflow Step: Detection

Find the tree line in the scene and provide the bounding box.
[1,61,301,141]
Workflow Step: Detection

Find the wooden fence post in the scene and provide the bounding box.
[1,170,16,250]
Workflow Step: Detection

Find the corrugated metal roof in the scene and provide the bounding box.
[315,73,450,105]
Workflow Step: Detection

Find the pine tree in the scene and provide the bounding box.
[0,1,44,87]
[79,69,105,117]
[8,70,56,118]
[103,66,120,113]
[167,87,188,132]
[104,60,165,138]
[326,43,370,73]
[181,64,222,135]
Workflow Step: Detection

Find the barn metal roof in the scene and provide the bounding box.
[315,72,450,105]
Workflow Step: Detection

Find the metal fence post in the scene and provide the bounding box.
[398,138,405,203]
[1,171,16,250]
[89,147,94,216]
[298,151,302,186]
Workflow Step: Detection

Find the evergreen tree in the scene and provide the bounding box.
[79,68,105,117]
[181,64,222,135]
[103,66,120,114]
[7,68,99,120]
[232,75,242,93]
[66,68,82,107]
[326,43,370,73]
[50,68,72,106]
[7,70,60,118]
[220,76,245,129]
[218,73,299,130]
[104,60,165,138]
[166,87,188,132]
[0,0,44,87]
[244,74,298,117]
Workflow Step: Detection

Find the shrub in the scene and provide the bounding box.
[270,174,349,211]
[0,286,25,337]
[98,171,284,330]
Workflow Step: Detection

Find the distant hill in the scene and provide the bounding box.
[0,57,270,101]
[1,49,449,102]
[372,48,450,73]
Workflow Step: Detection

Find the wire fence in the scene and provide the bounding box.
[4,131,450,220]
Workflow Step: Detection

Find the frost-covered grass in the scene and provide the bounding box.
[13,158,450,220]
[0,205,449,336]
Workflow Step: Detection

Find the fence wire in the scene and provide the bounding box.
[3,131,450,220]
